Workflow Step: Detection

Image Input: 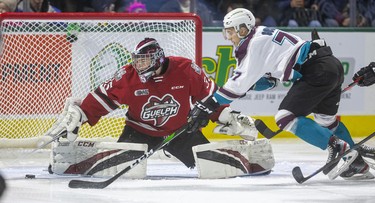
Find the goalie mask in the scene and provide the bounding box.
[223,8,255,40]
[132,38,165,83]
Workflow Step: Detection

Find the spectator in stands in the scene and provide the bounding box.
[141,0,168,12]
[16,0,61,12]
[277,0,323,27]
[91,0,127,12]
[0,0,17,13]
[126,1,147,13]
[159,0,214,26]
[55,0,93,12]
[246,0,279,27]
[316,0,348,27]
[318,0,375,27]
[218,1,278,27]
[356,0,375,27]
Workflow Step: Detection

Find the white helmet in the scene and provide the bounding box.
[223,8,255,38]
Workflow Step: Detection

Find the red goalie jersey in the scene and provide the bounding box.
[80,56,217,137]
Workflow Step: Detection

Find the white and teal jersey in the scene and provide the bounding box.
[215,26,310,104]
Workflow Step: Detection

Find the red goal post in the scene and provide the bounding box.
[0,13,202,148]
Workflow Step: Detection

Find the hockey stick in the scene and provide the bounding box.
[30,130,67,154]
[292,131,375,184]
[254,119,282,139]
[341,80,358,93]
[254,81,359,139]
[68,124,189,189]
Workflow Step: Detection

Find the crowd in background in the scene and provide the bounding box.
[0,0,374,27]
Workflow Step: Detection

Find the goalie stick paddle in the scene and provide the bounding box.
[68,124,189,189]
[292,131,375,184]
[254,81,359,139]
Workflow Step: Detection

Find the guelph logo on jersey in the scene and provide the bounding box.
[141,94,180,127]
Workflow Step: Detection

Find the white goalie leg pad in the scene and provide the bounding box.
[213,107,258,141]
[192,138,275,179]
[50,140,147,179]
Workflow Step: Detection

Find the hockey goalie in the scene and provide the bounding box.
[43,98,275,179]
[44,99,274,179]
[40,37,275,179]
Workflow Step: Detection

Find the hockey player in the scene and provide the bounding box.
[188,8,375,180]
[42,38,273,178]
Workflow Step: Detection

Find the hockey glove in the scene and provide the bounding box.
[43,98,87,143]
[188,96,220,133]
[353,62,375,87]
[213,107,258,141]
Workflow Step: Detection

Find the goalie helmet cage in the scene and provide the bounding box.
[0,12,202,148]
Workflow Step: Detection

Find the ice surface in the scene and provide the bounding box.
[1,139,375,203]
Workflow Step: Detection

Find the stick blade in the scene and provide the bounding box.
[292,166,306,184]
[68,179,109,189]
[254,119,280,139]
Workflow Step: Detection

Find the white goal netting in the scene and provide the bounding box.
[0,13,202,148]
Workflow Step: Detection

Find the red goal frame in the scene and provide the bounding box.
[0,12,202,66]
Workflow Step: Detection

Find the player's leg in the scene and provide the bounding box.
[276,80,341,150]
[165,130,209,168]
[312,71,373,179]
[117,125,164,148]
[276,56,358,179]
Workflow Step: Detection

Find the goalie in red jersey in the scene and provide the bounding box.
[80,37,217,168]
[42,38,273,179]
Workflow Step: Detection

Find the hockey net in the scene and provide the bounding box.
[0,13,202,148]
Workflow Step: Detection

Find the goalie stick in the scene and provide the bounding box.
[5,130,68,168]
[31,130,67,154]
[68,124,189,189]
[254,81,359,139]
[292,131,375,184]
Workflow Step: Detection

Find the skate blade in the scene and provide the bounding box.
[327,150,358,180]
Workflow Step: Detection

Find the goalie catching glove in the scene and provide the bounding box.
[213,107,258,141]
[38,98,88,146]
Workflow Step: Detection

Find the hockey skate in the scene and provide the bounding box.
[358,144,375,165]
[339,155,374,180]
[324,136,358,180]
